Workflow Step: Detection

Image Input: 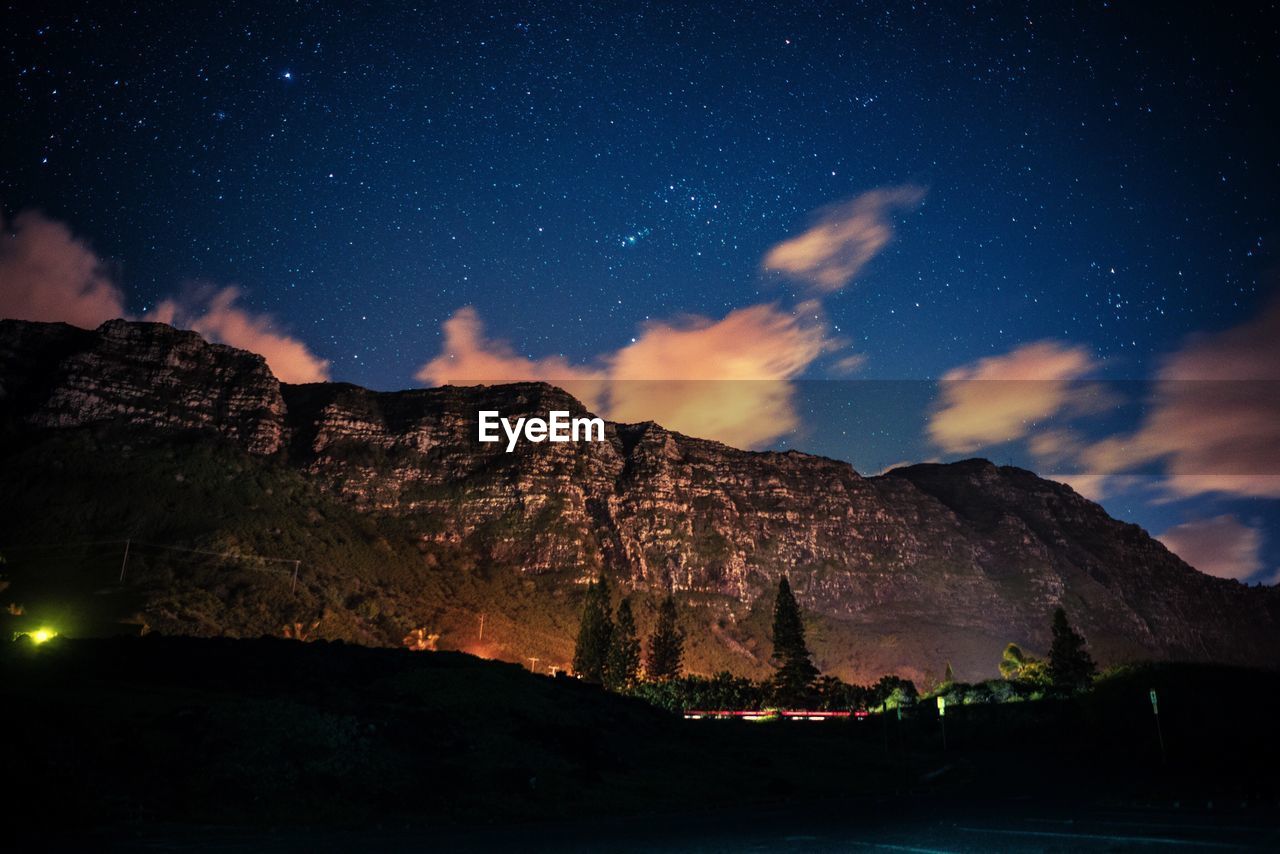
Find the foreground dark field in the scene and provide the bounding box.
[4,636,1279,850]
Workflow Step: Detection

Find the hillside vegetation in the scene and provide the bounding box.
[0,428,757,676]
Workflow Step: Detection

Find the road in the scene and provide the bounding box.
[84,798,1280,851]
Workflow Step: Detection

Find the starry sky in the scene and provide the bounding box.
[3,2,1280,583]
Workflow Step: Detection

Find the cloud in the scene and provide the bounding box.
[830,353,868,375]
[927,341,1097,454]
[413,306,607,409]
[874,459,934,476]
[933,298,1280,501]
[1157,514,1264,582]
[1048,473,1169,504]
[1049,473,1112,502]
[151,286,331,383]
[1081,297,1280,498]
[1028,428,1087,468]
[762,185,925,293]
[0,210,127,328]
[0,210,331,384]
[414,184,927,446]
[1159,297,1280,381]
[608,304,833,447]
[416,303,835,448]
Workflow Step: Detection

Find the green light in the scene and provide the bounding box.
[28,628,56,644]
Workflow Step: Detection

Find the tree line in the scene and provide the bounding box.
[571,573,685,690]
[573,571,1098,712]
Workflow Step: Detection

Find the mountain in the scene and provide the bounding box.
[1,317,1277,685]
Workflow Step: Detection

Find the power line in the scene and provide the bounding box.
[1,536,298,566]
[129,539,300,565]
[2,535,303,588]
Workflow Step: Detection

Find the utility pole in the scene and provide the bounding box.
[527,656,540,672]
[1150,689,1166,765]
[897,704,908,793]
[118,538,131,583]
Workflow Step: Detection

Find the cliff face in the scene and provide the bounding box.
[282,381,1279,677]
[0,319,285,455]
[2,318,1277,682]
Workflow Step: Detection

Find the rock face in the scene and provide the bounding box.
[3,318,1278,681]
[0,319,286,455]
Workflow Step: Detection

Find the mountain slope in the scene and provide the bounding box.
[1,318,1276,684]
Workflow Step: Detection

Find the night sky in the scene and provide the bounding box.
[3,2,1279,583]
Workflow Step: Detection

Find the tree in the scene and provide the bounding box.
[645,594,685,680]
[999,642,1050,685]
[999,643,1027,679]
[604,597,641,691]
[869,675,918,710]
[813,675,866,711]
[1048,607,1096,692]
[770,575,818,706]
[572,574,613,683]
[943,662,956,685]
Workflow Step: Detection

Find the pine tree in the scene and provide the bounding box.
[1048,606,1096,692]
[604,597,641,691]
[645,594,685,681]
[770,575,818,706]
[572,574,613,683]
[943,661,956,685]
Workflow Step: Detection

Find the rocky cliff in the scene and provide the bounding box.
[0,319,285,454]
[2,318,1277,684]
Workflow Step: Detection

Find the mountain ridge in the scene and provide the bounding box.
[1,317,1276,685]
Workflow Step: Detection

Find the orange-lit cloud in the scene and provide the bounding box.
[413,182,928,445]
[830,353,868,375]
[2,211,330,384]
[413,306,607,409]
[1047,473,1171,506]
[762,185,925,293]
[416,303,836,448]
[1157,514,1264,582]
[874,460,936,476]
[927,341,1098,454]
[608,304,833,447]
[1081,297,1280,498]
[150,286,331,383]
[936,299,1280,501]
[1048,473,1111,502]
[0,210,127,328]
[1027,428,1087,468]
[413,184,925,446]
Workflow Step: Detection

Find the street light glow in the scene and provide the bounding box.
[28,628,57,644]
